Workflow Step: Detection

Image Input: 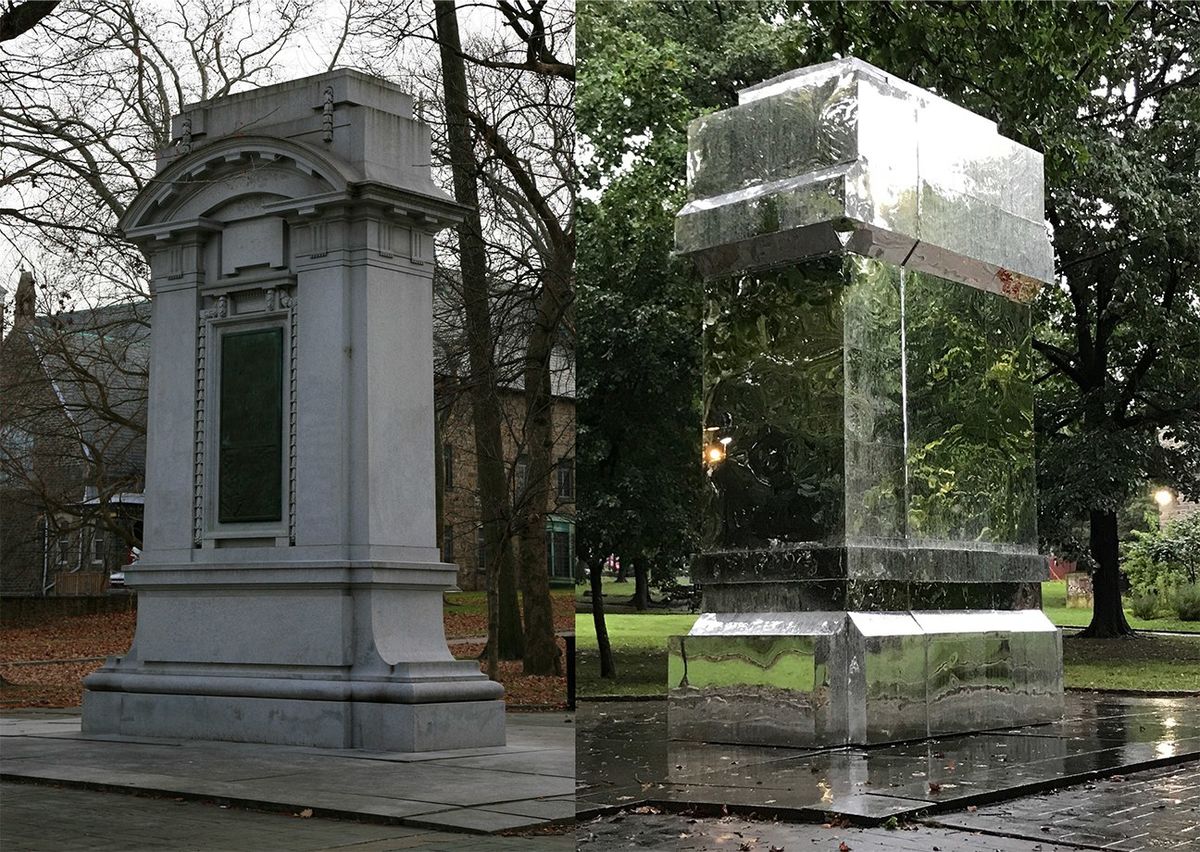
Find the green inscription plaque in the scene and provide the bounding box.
[218,327,284,524]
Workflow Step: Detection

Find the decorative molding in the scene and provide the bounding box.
[285,292,298,545]
[193,313,208,546]
[193,288,295,546]
[311,221,328,258]
[322,87,335,144]
[199,295,228,320]
[179,116,193,156]
[409,229,425,265]
[294,221,329,259]
[166,245,183,279]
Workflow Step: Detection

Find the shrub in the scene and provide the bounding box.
[1129,590,1160,621]
[1124,512,1200,595]
[1173,584,1200,622]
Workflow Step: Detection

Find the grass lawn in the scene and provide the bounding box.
[576,609,1200,697]
[444,588,573,614]
[1041,579,1200,633]
[1064,635,1200,691]
[444,588,574,616]
[574,575,691,606]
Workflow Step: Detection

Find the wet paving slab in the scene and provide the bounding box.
[1,710,575,836]
[579,810,1086,851]
[577,761,1200,852]
[928,761,1200,851]
[577,693,1200,823]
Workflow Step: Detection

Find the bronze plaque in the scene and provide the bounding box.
[218,327,283,524]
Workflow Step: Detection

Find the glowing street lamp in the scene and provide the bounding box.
[1154,488,1175,508]
[703,426,730,465]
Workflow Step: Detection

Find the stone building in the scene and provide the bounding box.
[438,353,576,591]
[0,273,147,596]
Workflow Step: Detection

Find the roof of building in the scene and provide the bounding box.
[26,300,151,479]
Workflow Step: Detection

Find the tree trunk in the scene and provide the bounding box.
[1080,508,1135,638]
[631,557,650,611]
[515,257,568,676]
[517,516,559,674]
[615,558,627,583]
[435,0,520,676]
[589,557,617,679]
[497,539,525,659]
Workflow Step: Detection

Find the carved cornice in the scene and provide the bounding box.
[121,136,357,234]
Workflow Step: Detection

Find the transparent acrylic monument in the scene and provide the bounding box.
[670,58,1063,747]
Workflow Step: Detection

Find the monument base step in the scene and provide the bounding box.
[668,609,1063,748]
[82,689,505,752]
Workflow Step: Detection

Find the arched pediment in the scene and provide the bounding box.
[121,136,358,233]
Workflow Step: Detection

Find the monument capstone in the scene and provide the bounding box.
[81,70,505,751]
[670,58,1063,747]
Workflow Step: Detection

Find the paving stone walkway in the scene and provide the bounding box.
[578,759,1200,852]
[0,782,573,851]
[0,708,573,837]
[931,761,1200,850]
[577,694,1200,822]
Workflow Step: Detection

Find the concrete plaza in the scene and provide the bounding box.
[0,707,573,847]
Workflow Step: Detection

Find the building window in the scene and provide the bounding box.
[442,526,455,562]
[556,458,574,501]
[514,455,529,501]
[443,443,454,490]
[92,526,106,566]
[545,516,574,580]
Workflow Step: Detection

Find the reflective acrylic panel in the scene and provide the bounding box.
[668,619,849,746]
[678,58,1054,287]
[847,612,927,743]
[687,66,860,201]
[700,256,1041,596]
[668,610,1062,746]
[904,270,1036,549]
[702,256,847,551]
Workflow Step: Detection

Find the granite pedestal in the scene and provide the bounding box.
[81,71,504,751]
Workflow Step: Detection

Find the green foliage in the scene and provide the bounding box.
[577,1,813,580]
[579,1,1200,580]
[1128,590,1160,621]
[1124,512,1200,593]
[1173,584,1200,622]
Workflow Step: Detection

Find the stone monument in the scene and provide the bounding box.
[669,58,1062,747]
[81,71,505,751]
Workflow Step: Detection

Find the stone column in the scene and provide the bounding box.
[669,58,1062,747]
[81,71,505,751]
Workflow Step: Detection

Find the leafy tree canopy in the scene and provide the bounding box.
[577,2,1200,601]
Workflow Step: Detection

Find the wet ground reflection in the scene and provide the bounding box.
[577,693,1200,821]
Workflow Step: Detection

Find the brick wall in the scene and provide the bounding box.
[439,387,575,591]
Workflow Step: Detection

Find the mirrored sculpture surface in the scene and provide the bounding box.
[672,58,1062,747]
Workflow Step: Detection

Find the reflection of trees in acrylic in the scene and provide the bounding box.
[703,257,846,550]
[703,252,1036,552]
[904,271,1035,547]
